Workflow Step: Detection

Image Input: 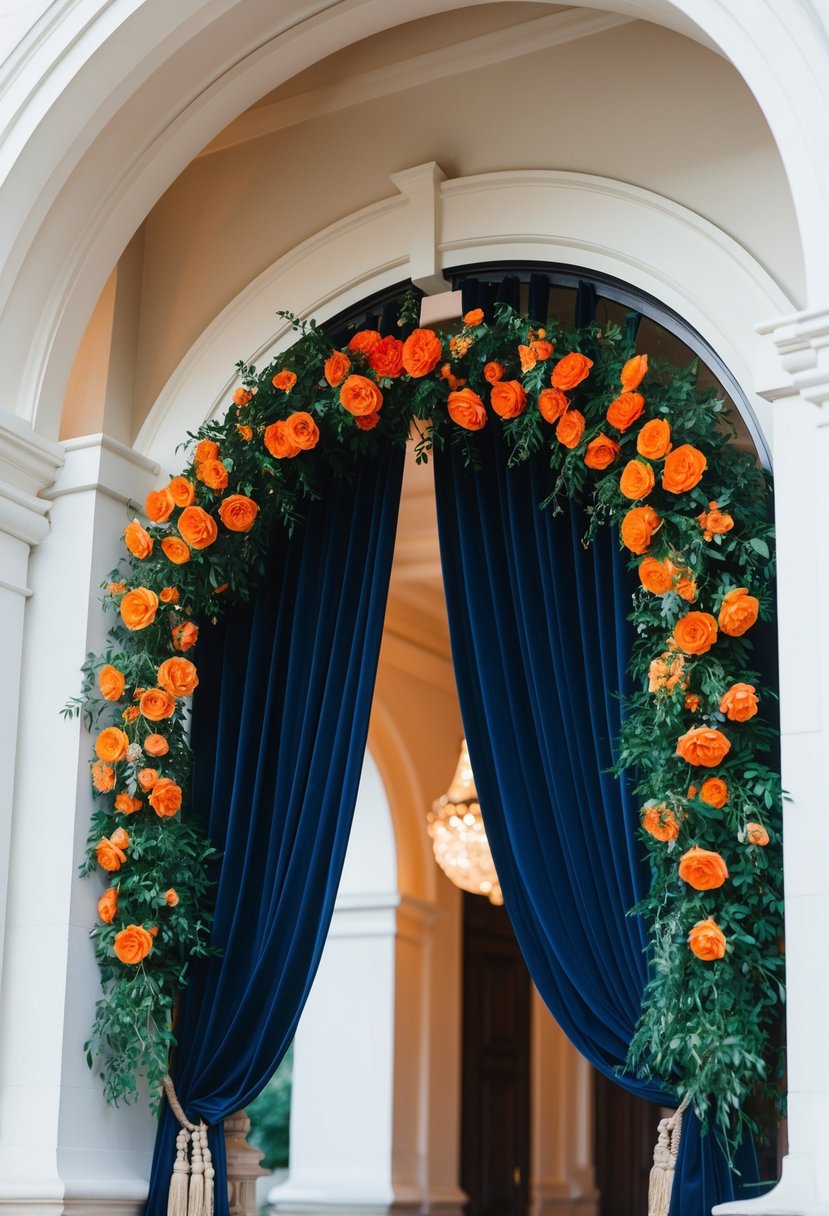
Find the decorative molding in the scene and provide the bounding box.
[0,575,33,599]
[43,432,160,507]
[0,408,62,546]
[199,9,634,158]
[390,162,449,296]
[757,304,829,407]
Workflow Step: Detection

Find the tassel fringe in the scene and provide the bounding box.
[162,1074,214,1216]
[648,1094,690,1216]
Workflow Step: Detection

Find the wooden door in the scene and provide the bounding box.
[593,1071,664,1216]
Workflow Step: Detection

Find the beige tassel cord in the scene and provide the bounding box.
[162,1074,215,1216]
[648,1093,691,1216]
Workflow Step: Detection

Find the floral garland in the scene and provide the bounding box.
[70,296,782,1145]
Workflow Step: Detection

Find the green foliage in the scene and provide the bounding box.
[247,1047,293,1170]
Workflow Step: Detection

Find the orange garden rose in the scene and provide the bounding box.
[662,444,707,494]
[606,391,645,432]
[368,336,404,378]
[113,924,154,965]
[98,887,118,924]
[537,388,569,424]
[684,693,701,711]
[324,351,351,387]
[92,761,116,792]
[285,411,319,450]
[746,822,770,846]
[196,458,229,491]
[484,362,504,383]
[642,804,680,842]
[402,328,442,377]
[620,353,648,390]
[124,520,153,560]
[531,339,554,362]
[463,309,484,327]
[697,501,734,541]
[161,536,191,565]
[144,733,170,757]
[168,477,195,507]
[551,353,593,390]
[145,487,175,523]
[137,768,158,790]
[620,505,660,554]
[157,657,199,697]
[165,888,180,907]
[555,409,586,449]
[348,330,381,354]
[720,682,759,721]
[139,688,175,721]
[271,370,297,392]
[619,459,655,500]
[676,726,731,767]
[111,827,129,850]
[340,374,384,417]
[195,439,220,464]
[99,664,125,701]
[639,557,673,595]
[96,833,128,872]
[355,413,380,431]
[648,652,686,693]
[219,494,259,532]
[172,621,199,652]
[688,918,727,961]
[114,792,142,814]
[236,424,254,441]
[700,777,728,808]
[159,587,179,604]
[232,387,254,407]
[120,587,159,630]
[122,705,140,723]
[584,434,621,470]
[673,611,718,655]
[636,418,671,460]
[95,726,129,762]
[490,380,527,419]
[675,570,697,602]
[178,506,218,550]
[264,420,299,459]
[448,388,487,431]
[718,587,759,637]
[518,344,536,373]
[149,777,183,818]
[678,846,729,890]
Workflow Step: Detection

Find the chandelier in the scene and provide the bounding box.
[427,739,502,905]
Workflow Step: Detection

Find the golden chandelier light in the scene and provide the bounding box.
[427,739,502,905]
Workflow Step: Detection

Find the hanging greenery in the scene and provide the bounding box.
[67,293,783,1146]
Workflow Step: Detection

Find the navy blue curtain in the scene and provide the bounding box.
[144,445,404,1215]
[433,414,759,1213]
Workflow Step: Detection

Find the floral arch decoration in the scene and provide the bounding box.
[70,287,783,1149]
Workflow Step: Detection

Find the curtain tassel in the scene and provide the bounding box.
[162,1074,214,1216]
[648,1094,690,1216]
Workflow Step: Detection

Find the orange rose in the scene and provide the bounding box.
[675,571,697,603]
[448,388,487,431]
[114,792,142,814]
[168,477,195,508]
[96,834,127,872]
[531,339,554,362]
[402,329,442,378]
[619,459,655,500]
[98,887,118,924]
[145,487,175,523]
[518,344,537,373]
[144,733,169,757]
[463,309,484,327]
[537,388,569,424]
[367,336,404,378]
[124,519,153,560]
[642,804,680,842]
[113,924,153,965]
[662,444,707,494]
[92,761,116,792]
[678,846,729,890]
[232,387,254,407]
[122,706,140,723]
[620,506,661,554]
[172,621,199,652]
[348,330,381,354]
[636,418,671,460]
[178,506,218,550]
[697,501,734,540]
[120,588,159,630]
[157,657,199,698]
[676,726,731,767]
[271,370,297,392]
[165,888,180,907]
[236,424,253,441]
[606,391,645,432]
[355,413,380,431]
[484,362,504,384]
[264,420,300,459]
[551,353,593,390]
[196,459,229,491]
[718,587,759,637]
[195,439,220,464]
[149,778,182,818]
[648,652,686,693]
[556,410,586,449]
[584,434,621,470]
[719,682,758,721]
[688,918,726,961]
[746,822,770,846]
[673,612,718,655]
[684,692,701,711]
[639,557,673,595]
[340,374,384,417]
[440,363,465,391]
[137,768,158,790]
[95,727,129,762]
[99,665,126,701]
[285,411,320,450]
[700,777,728,808]
[219,494,259,532]
[490,380,527,419]
[139,688,175,721]
[161,536,191,565]
[620,353,648,390]
[324,351,351,387]
[159,587,180,604]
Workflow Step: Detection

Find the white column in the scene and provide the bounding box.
[0,433,160,1215]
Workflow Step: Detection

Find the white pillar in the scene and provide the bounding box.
[0,434,159,1214]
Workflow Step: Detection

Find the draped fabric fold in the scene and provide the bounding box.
[433,420,758,1213]
[144,446,404,1216]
